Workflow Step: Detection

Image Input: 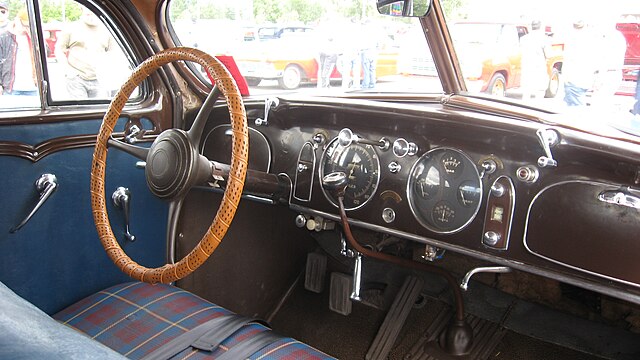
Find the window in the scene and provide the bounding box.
[0,0,139,112]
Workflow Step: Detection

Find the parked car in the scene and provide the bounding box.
[616,22,640,82]
[236,31,399,89]
[3,1,640,360]
[453,21,563,97]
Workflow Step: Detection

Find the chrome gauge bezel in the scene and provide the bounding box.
[319,137,381,210]
[406,147,483,234]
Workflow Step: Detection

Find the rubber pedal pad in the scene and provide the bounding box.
[329,272,353,316]
[304,252,327,293]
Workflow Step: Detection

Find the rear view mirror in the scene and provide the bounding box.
[376,0,431,17]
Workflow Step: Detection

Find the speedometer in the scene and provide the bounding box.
[320,138,380,210]
[407,148,482,233]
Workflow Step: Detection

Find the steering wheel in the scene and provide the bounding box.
[90,47,248,284]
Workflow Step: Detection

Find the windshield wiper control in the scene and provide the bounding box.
[536,128,559,168]
[255,97,279,126]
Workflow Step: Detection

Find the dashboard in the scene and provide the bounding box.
[203,95,640,305]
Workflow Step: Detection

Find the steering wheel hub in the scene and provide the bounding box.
[146,129,195,199]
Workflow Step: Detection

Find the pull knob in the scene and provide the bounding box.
[10,174,58,233]
[322,171,348,197]
[112,187,135,242]
[338,128,389,150]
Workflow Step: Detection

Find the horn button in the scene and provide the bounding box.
[145,130,197,199]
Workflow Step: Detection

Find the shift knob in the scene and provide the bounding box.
[322,171,348,197]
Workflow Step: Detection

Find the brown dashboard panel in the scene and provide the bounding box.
[524,181,640,286]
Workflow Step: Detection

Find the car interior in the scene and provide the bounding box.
[1,0,640,359]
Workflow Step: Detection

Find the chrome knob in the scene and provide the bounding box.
[483,231,501,246]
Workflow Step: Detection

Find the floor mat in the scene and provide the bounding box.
[270,273,610,360]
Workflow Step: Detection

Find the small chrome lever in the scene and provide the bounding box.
[460,266,511,291]
[598,190,640,209]
[351,253,363,301]
[255,97,279,126]
[10,174,58,233]
[112,187,135,242]
[125,124,142,144]
[536,128,559,168]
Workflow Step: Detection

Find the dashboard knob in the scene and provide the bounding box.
[490,183,505,197]
[306,218,317,231]
[483,231,501,246]
[388,161,401,174]
[393,138,418,157]
[295,215,306,228]
[516,165,539,183]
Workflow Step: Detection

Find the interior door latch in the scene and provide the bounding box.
[10,174,58,233]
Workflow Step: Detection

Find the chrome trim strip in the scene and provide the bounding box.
[291,203,640,305]
[292,142,316,202]
[523,180,640,289]
[482,176,515,251]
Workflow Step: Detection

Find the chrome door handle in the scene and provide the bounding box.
[10,174,58,233]
[597,190,640,209]
[112,187,136,242]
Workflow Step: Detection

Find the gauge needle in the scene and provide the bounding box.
[419,181,427,197]
[459,189,466,204]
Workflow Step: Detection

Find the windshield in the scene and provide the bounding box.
[169,0,640,135]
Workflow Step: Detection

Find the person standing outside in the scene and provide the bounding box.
[360,20,379,89]
[316,32,338,89]
[562,20,599,106]
[57,7,113,99]
[6,9,36,96]
[0,1,15,95]
[590,22,627,109]
[520,20,549,100]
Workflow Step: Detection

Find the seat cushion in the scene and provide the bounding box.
[54,282,333,359]
[0,281,126,360]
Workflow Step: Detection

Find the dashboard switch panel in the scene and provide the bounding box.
[482,176,515,250]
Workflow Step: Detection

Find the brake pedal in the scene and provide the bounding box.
[304,252,327,293]
[329,272,353,316]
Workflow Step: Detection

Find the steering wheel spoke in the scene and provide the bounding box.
[90,47,248,284]
[107,137,149,161]
[187,86,221,145]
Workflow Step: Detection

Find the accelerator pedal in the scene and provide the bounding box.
[329,272,353,316]
[366,275,424,360]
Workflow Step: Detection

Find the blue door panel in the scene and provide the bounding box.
[0,121,167,314]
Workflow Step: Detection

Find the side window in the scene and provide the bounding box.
[0,1,41,109]
[0,0,138,111]
[41,1,138,103]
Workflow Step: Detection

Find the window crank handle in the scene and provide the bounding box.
[112,187,136,242]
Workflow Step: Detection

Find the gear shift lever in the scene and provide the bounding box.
[321,171,473,356]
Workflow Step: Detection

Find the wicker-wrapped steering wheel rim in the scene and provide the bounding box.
[90,47,248,284]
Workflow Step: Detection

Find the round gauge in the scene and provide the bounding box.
[407,148,482,233]
[432,201,456,227]
[320,137,380,210]
[457,180,482,207]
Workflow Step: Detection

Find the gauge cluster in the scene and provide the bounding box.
[407,148,482,233]
[315,130,483,235]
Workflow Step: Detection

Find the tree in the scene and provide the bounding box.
[254,0,282,23]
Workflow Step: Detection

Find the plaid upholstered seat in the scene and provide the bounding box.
[53,282,334,359]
